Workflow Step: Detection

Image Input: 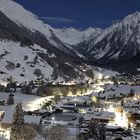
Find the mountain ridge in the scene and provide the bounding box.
[0,0,140,82]
[77,11,140,72]
[0,0,96,83]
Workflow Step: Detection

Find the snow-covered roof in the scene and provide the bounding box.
[2,112,42,125]
[24,115,41,124]
[35,109,48,113]
[0,92,53,124]
[1,106,14,124]
[83,112,115,121]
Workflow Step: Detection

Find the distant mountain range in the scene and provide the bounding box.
[77,12,140,73]
[0,0,140,83]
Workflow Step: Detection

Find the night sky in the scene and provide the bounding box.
[16,0,140,29]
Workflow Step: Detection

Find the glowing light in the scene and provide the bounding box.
[104,75,110,79]
[0,80,8,87]
[94,86,104,92]
[133,97,138,101]
[67,91,73,96]
[97,82,105,86]
[108,105,115,113]
[91,96,97,103]
[79,109,86,113]
[52,117,55,124]
[23,96,54,111]
[52,117,55,121]
[98,73,103,80]
[114,108,129,128]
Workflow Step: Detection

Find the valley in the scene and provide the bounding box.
[0,0,140,140]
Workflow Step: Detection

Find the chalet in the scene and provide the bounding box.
[1,107,42,129]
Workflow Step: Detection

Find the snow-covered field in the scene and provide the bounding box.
[100,84,140,98]
[0,91,54,140]
[0,91,53,111]
[0,91,53,129]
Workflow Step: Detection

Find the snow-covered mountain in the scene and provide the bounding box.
[0,0,95,82]
[78,12,140,72]
[53,27,102,46]
[0,0,86,59]
[1,0,140,81]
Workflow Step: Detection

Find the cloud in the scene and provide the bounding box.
[39,17,75,23]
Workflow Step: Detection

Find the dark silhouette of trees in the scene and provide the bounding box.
[7,93,14,105]
[10,103,37,140]
[86,120,106,140]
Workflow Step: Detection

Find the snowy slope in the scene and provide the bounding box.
[53,27,102,45]
[96,12,140,59]
[78,12,140,66]
[0,0,97,82]
[0,0,52,38]
[0,40,54,83]
[1,0,137,79]
[0,39,94,83]
[0,0,101,57]
[0,0,84,58]
[93,11,140,50]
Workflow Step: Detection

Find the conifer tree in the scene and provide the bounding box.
[10,103,24,140]
[7,93,14,105]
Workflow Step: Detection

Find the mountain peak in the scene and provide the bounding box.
[130,11,140,17]
[122,11,140,26]
[0,0,52,38]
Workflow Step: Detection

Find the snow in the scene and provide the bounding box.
[0,92,53,111]
[86,12,140,61]
[0,40,54,83]
[0,0,102,60]
[96,84,140,99]
[24,115,41,125]
[0,91,54,140]
[0,91,53,124]
[0,0,140,65]
[93,12,140,46]
[93,43,111,59]
[122,12,140,28]
[0,0,52,38]
[53,27,102,46]
[94,67,119,77]
[83,112,115,121]
[109,51,121,60]
[54,27,84,45]
[1,112,41,125]
[93,24,118,45]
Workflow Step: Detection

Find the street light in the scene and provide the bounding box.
[52,117,55,124]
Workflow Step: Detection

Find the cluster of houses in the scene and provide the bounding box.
[117,74,140,86]
[0,73,140,139]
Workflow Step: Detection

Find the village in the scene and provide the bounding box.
[0,72,140,140]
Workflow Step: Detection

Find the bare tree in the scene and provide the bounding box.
[47,126,69,140]
[86,119,106,140]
